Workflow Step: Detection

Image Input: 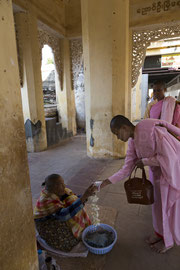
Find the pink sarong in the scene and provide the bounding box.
[149,97,178,242]
[173,103,180,128]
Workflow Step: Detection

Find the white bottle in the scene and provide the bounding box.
[94,181,103,192]
[38,251,60,270]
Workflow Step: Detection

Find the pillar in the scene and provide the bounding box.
[81,0,131,158]
[135,71,142,120]
[0,1,38,269]
[14,10,47,152]
[131,70,142,121]
[141,74,148,119]
[56,38,77,135]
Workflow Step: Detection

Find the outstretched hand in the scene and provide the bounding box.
[81,184,97,203]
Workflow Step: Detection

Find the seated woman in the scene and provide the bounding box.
[34,174,96,252]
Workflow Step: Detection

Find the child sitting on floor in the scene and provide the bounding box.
[34,174,96,252]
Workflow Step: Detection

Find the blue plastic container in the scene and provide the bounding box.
[82,223,117,255]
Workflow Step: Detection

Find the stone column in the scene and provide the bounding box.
[14,11,47,152]
[81,0,131,158]
[56,38,77,135]
[0,1,38,269]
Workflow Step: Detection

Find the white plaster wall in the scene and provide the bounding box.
[74,66,86,129]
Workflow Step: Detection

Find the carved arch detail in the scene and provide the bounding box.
[38,29,63,90]
[132,22,180,88]
[70,39,83,90]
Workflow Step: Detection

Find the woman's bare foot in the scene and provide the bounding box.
[145,233,162,245]
[150,241,173,254]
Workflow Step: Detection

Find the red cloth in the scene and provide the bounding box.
[155,231,163,240]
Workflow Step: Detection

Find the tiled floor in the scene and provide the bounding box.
[29,135,180,270]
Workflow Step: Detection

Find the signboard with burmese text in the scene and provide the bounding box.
[161,54,180,68]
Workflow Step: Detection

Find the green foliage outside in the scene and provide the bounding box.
[47,58,54,65]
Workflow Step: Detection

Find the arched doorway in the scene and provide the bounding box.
[131,22,180,121]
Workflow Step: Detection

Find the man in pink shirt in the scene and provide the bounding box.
[100,115,180,254]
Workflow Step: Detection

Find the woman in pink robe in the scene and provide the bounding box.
[144,81,180,246]
[100,115,180,253]
[144,80,180,128]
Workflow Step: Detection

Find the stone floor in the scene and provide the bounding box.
[28,135,180,270]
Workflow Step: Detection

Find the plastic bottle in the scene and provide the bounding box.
[38,250,45,269]
[94,181,103,192]
[38,250,60,270]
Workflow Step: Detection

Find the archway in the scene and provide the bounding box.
[41,44,57,115]
[131,22,180,120]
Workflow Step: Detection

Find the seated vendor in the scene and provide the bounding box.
[34,174,96,252]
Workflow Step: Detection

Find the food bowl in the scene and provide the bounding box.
[82,223,117,255]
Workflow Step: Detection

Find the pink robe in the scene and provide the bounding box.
[150,99,163,119]
[109,119,180,248]
[144,96,180,127]
[172,103,180,128]
[150,97,179,243]
[149,96,180,128]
